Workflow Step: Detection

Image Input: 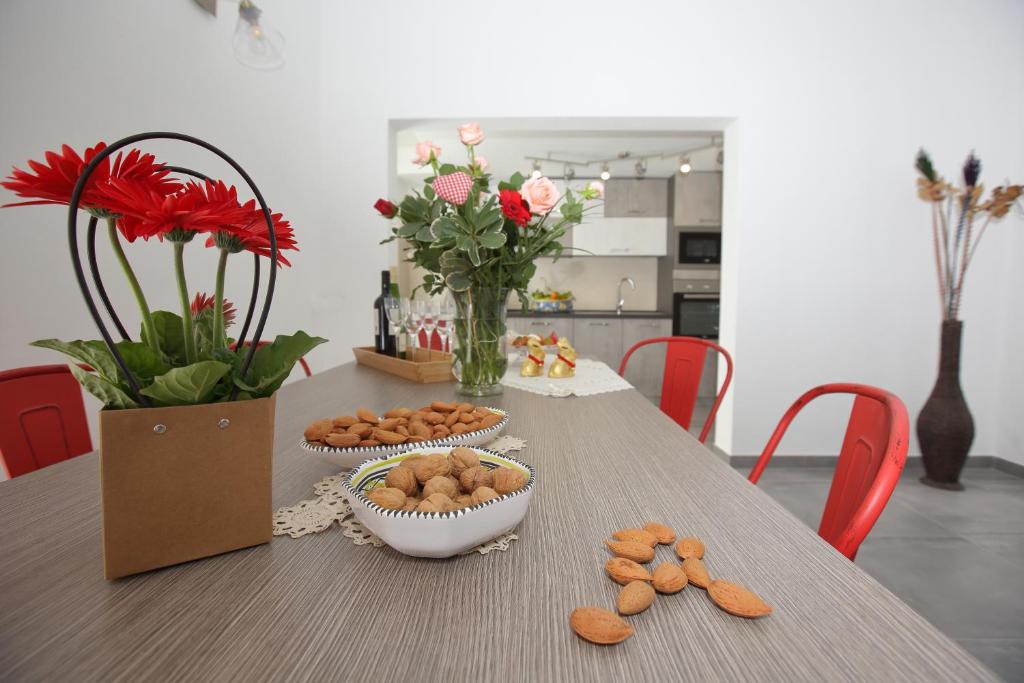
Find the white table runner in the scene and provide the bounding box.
[500,357,633,397]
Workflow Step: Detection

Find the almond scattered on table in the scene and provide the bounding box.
[682,556,712,589]
[617,580,656,616]
[675,536,705,560]
[569,607,634,645]
[651,562,688,594]
[612,528,659,548]
[604,540,656,564]
[707,580,772,618]
[643,521,677,545]
[605,557,652,585]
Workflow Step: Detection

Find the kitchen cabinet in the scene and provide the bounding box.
[604,179,669,218]
[572,317,623,370]
[511,316,574,343]
[572,217,667,257]
[621,318,672,399]
[674,172,722,227]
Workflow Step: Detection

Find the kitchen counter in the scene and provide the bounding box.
[508,309,671,319]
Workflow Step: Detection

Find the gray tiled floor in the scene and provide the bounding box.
[748,463,1024,682]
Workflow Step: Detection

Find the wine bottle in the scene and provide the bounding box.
[374,270,397,356]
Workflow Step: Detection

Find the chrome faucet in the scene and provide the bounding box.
[616,277,636,315]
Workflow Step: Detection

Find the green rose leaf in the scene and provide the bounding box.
[477,231,507,249]
[445,272,472,291]
[234,331,328,398]
[30,338,121,384]
[397,221,424,238]
[414,224,434,242]
[69,363,139,410]
[141,310,188,365]
[140,361,231,406]
[466,240,481,267]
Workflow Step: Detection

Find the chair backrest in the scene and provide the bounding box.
[232,341,312,377]
[748,383,909,560]
[0,364,93,478]
[618,336,733,443]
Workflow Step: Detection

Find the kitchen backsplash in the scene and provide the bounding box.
[527,256,659,310]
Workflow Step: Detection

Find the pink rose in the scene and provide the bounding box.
[586,180,604,199]
[473,156,489,172]
[412,141,441,166]
[520,176,560,215]
[458,122,484,146]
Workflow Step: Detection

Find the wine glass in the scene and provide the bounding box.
[407,300,426,360]
[436,293,455,357]
[384,295,404,356]
[421,299,438,360]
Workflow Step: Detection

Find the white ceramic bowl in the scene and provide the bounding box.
[343,446,535,558]
[300,408,509,469]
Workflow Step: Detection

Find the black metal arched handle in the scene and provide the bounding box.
[68,132,279,406]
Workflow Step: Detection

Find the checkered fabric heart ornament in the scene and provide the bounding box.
[432,172,473,205]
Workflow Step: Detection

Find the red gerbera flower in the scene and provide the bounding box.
[191,292,237,328]
[2,142,181,214]
[499,189,531,227]
[102,178,253,242]
[207,208,298,267]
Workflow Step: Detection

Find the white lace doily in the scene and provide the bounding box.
[273,434,528,555]
[501,358,633,397]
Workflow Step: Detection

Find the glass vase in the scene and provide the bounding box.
[451,287,508,397]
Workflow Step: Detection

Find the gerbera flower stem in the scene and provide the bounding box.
[106,218,159,353]
[173,241,198,363]
[213,248,229,350]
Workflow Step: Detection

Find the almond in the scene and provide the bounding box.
[332,415,359,428]
[643,522,677,545]
[478,412,503,429]
[383,407,412,419]
[569,607,634,645]
[604,540,655,564]
[651,562,688,594]
[444,410,462,427]
[423,411,445,425]
[356,408,380,424]
[451,422,470,435]
[605,557,652,585]
[358,439,381,447]
[612,528,658,548]
[323,432,360,448]
[303,419,333,442]
[432,424,451,438]
[682,556,711,589]
[675,536,705,560]
[373,429,407,445]
[347,423,373,438]
[431,400,457,413]
[616,580,656,616]
[409,422,433,439]
[708,580,772,619]
[377,417,401,431]
[456,402,475,413]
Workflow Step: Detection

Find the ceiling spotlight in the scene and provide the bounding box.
[679,157,692,175]
[564,165,576,181]
[600,164,611,181]
[530,159,542,179]
[634,160,647,178]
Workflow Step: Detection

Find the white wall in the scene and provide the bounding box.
[318,0,1024,460]
[1,0,1022,466]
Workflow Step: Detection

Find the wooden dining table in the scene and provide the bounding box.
[0,362,998,681]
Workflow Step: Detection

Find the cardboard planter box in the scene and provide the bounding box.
[99,395,276,580]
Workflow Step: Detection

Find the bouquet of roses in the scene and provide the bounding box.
[2,141,325,408]
[374,122,602,308]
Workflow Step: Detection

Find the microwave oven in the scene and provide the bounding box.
[677,231,721,265]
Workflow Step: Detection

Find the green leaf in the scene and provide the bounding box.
[142,311,187,365]
[31,338,121,384]
[423,184,435,200]
[397,221,424,238]
[438,163,457,176]
[69,363,139,409]
[234,331,327,398]
[477,231,507,249]
[467,240,481,267]
[140,361,231,406]
[445,272,472,291]
[414,224,434,242]
[114,341,170,384]
[431,217,460,240]
[498,172,525,192]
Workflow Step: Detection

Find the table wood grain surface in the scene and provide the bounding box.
[0,363,997,682]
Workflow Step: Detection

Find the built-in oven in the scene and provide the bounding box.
[677,231,721,265]
[673,291,720,339]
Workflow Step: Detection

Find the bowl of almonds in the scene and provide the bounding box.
[343,446,534,558]
[301,401,509,468]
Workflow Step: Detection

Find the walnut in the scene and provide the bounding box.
[398,454,425,469]
[492,466,526,495]
[385,467,419,496]
[447,447,480,478]
[470,486,498,505]
[458,465,494,493]
[411,453,450,484]
[422,475,459,499]
[455,494,474,507]
[416,493,456,514]
[366,487,406,510]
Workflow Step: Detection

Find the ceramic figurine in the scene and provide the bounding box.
[520,336,546,377]
[548,337,577,378]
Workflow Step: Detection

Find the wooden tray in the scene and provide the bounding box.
[352,347,454,383]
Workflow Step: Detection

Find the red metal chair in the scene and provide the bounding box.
[232,341,312,377]
[618,336,733,443]
[748,384,909,560]
[0,364,93,478]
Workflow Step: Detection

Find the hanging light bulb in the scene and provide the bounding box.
[634,159,647,178]
[600,163,611,181]
[530,160,542,179]
[234,0,286,71]
[564,164,576,181]
[679,157,692,175]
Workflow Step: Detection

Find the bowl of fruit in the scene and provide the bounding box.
[528,287,574,313]
[344,445,535,557]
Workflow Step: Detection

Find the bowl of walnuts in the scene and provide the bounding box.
[343,445,534,558]
[301,401,509,469]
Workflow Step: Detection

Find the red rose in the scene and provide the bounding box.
[374,198,398,218]
[499,189,531,227]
